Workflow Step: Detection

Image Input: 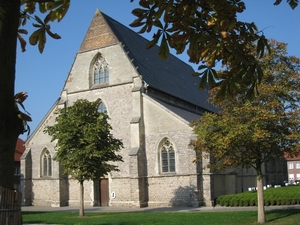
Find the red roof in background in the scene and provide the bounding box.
[15,138,25,162]
[284,152,300,161]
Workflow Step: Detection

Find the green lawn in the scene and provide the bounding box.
[23,209,300,225]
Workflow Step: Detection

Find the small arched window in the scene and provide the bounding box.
[160,139,176,173]
[42,149,52,177]
[93,55,109,84]
[97,102,107,114]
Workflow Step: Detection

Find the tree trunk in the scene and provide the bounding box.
[0,0,23,189]
[256,168,265,223]
[79,181,85,217]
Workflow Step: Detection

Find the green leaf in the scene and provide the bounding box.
[138,24,147,33]
[245,84,255,101]
[32,23,42,28]
[210,68,219,80]
[198,65,208,71]
[18,112,32,122]
[46,0,70,22]
[38,30,46,53]
[153,19,163,29]
[256,63,263,84]
[199,69,208,89]
[29,27,44,47]
[192,72,200,77]
[158,35,170,60]
[28,27,47,53]
[34,15,44,25]
[39,2,47,13]
[257,37,264,58]
[131,8,148,17]
[207,70,216,87]
[46,29,61,39]
[130,19,145,27]
[146,39,158,49]
[17,34,27,52]
[288,0,298,9]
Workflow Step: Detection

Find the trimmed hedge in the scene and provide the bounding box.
[217,185,300,207]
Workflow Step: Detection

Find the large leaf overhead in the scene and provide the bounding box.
[19,0,68,53]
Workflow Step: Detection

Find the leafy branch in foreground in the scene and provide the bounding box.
[14,91,32,136]
[130,0,298,99]
[18,0,70,53]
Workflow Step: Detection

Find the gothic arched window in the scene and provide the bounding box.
[160,139,176,173]
[97,102,107,114]
[93,55,109,84]
[41,149,52,177]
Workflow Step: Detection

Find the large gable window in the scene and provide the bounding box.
[93,55,109,84]
[41,149,52,177]
[160,139,176,173]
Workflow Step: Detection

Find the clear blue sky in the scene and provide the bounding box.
[16,0,300,140]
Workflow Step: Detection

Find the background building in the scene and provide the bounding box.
[14,138,25,191]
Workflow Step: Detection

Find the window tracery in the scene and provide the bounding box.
[93,55,109,84]
[160,139,176,173]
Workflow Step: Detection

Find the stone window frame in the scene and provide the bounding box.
[41,148,52,177]
[96,99,109,117]
[92,53,109,85]
[159,138,176,174]
[97,101,108,114]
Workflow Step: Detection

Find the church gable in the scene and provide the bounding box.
[63,9,140,94]
[79,9,118,53]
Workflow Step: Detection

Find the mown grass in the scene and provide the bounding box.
[23,209,300,225]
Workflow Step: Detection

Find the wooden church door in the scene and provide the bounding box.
[100,178,109,206]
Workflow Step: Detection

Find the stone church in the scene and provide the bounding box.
[20,9,287,208]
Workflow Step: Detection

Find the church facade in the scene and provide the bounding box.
[20,9,287,208]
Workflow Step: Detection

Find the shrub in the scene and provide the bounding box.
[264,199,270,206]
[216,186,300,207]
[249,198,256,206]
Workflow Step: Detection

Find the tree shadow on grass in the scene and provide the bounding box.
[266,209,300,222]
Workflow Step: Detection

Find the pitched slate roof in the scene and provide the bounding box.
[80,9,217,113]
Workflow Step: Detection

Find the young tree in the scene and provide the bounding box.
[44,99,123,217]
[190,40,300,224]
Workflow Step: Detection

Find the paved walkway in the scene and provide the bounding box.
[22,204,300,213]
[22,205,300,225]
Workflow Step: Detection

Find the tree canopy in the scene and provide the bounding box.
[190,40,300,223]
[44,98,123,216]
[130,0,299,98]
